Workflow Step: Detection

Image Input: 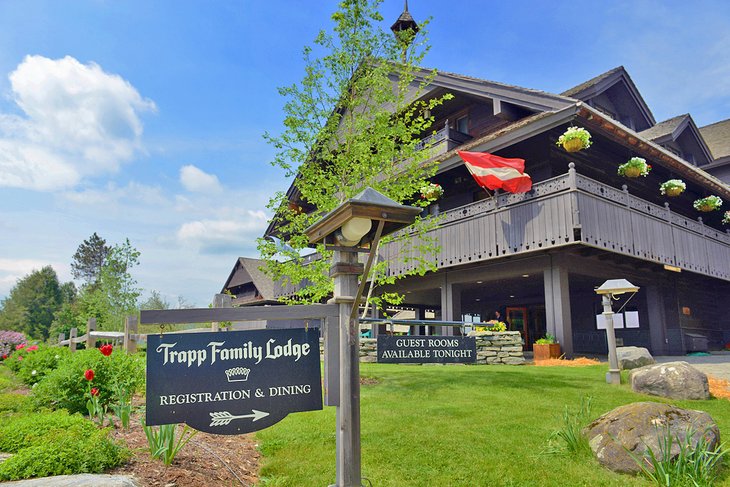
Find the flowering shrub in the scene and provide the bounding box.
[32,348,144,414]
[556,126,592,151]
[474,320,507,332]
[0,331,26,360]
[4,342,41,373]
[618,157,651,177]
[693,195,723,212]
[420,182,443,200]
[15,345,70,386]
[659,179,686,196]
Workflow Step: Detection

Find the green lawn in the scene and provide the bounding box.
[255,364,730,486]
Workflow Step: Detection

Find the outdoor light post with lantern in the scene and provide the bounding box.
[305,187,421,487]
[595,279,640,384]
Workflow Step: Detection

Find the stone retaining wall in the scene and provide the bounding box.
[319,331,525,365]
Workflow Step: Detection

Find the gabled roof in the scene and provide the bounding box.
[700,118,730,160]
[639,114,715,165]
[221,257,276,303]
[561,66,655,129]
[415,66,575,112]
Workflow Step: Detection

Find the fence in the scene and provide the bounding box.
[56,294,236,353]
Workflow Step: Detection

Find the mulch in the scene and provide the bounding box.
[108,405,260,487]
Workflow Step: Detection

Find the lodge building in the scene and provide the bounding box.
[223,28,730,358]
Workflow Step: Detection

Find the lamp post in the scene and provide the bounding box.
[305,187,420,487]
[595,279,640,384]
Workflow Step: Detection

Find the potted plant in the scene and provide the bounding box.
[533,334,561,360]
[722,210,730,225]
[420,182,443,200]
[556,126,592,152]
[659,179,686,197]
[693,195,723,212]
[618,157,651,178]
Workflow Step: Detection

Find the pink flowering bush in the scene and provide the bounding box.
[0,330,26,360]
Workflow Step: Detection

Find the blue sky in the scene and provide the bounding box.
[1,0,729,306]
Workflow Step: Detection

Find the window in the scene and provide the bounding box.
[456,115,469,134]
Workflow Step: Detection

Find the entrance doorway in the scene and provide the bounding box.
[506,307,529,349]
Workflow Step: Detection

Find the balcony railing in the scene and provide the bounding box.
[381,164,730,281]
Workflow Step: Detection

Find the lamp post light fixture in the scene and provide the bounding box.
[595,279,640,384]
[305,187,420,487]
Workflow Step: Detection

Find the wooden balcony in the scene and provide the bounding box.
[415,122,473,158]
[381,164,730,282]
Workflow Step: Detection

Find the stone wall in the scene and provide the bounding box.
[319,332,525,365]
[469,331,525,365]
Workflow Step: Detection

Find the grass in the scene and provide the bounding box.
[256,364,730,487]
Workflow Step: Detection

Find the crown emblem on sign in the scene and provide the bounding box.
[224,367,251,382]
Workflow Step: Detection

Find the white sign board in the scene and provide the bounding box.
[596,313,624,330]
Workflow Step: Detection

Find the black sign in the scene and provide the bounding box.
[146,328,322,435]
[377,335,477,364]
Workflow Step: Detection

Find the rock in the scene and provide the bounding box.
[583,402,720,474]
[502,356,525,365]
[0,453,12,464]
[631,361,710,400]
[1,474,143,486]
[617,346,655,370]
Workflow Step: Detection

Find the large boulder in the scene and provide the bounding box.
[583,402,720,474]
[631,361,710,400]
[617,346,655,370]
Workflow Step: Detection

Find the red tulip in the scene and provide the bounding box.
[90,387,99,396]
[26,345,38,352]
[84,369,95,381]
[16,343,25,350]
[1,355,6,360]
[99,344,113,356]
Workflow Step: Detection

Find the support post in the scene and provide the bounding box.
[601,294,621,384]
[69,328,78,352]
[86,318,97,350]
[211,293,233,332]
[58,333,65,347]
[124,315,138,354]
[543,261,574,356]
[329,250,362,487]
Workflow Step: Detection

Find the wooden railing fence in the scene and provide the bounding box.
[56,294,234,353]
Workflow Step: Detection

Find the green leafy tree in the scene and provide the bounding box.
[259,0,450,306]
[0,266,66,340]
[71,232,111,287]
[77,239,141,330]
[140,290,170,310]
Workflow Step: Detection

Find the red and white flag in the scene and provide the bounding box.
[458,151,532,194]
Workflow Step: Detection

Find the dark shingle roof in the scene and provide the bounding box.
[561,66,626,98]
[700,118,730,160]
[639,114,688,141]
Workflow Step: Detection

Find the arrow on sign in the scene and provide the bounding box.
[209,410,270,427]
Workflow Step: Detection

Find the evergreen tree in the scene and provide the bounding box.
[71,232,111,286]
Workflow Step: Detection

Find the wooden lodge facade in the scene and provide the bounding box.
[226,65,730,357]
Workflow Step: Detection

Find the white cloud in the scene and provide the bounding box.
[176,211,268,254]
[0,55,155,191]
[179,164,222,193]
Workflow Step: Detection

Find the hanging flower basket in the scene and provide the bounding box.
[618,157,651,178]
[660,179,686,197]
[723,211,730,225]
[420,182,443,200]
[556,126,592,153]
[693,195,723,212]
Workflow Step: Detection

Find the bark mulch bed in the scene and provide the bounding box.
[109,408,260,487]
